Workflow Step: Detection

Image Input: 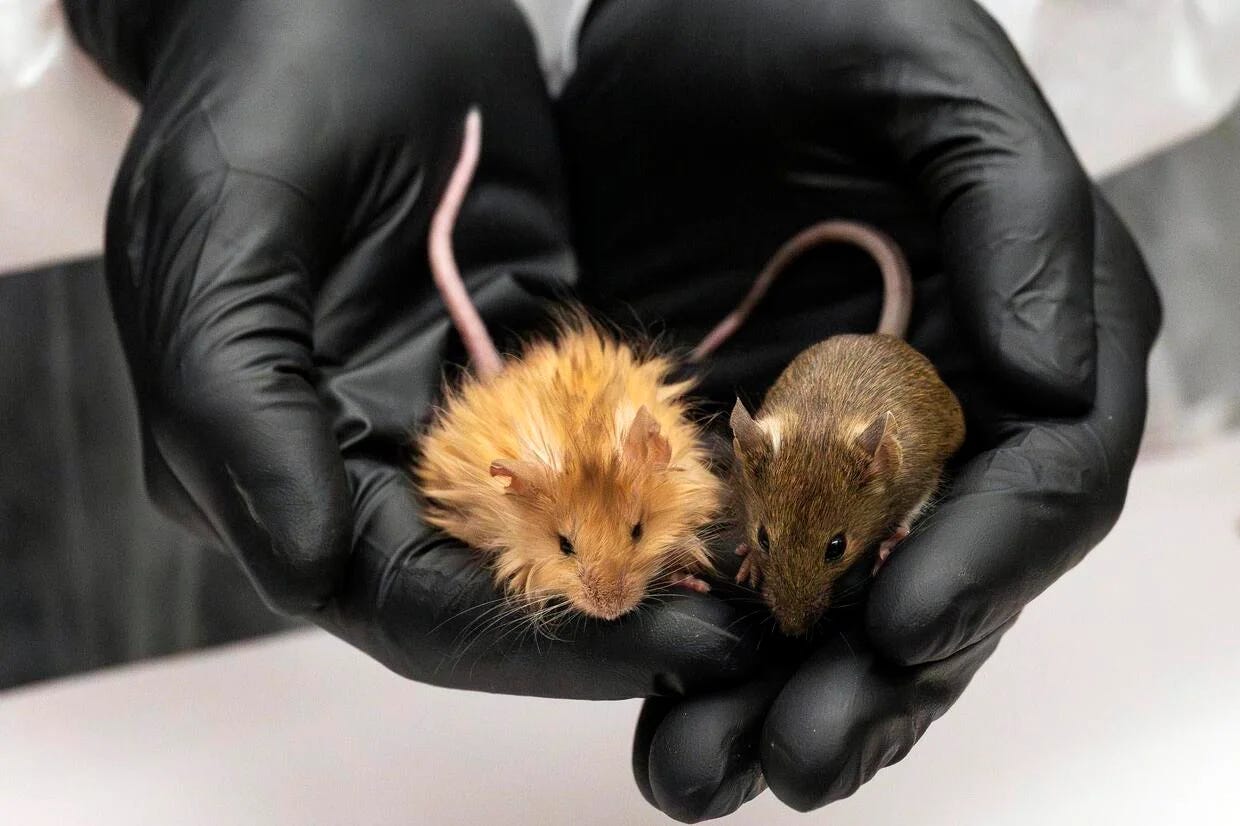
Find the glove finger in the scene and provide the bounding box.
[867,191,1162,665]
[761,620,1012,812]
[632,663,793,822]
[316,460,761,699]
[106,117,350,614]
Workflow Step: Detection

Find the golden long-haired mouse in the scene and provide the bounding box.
[412,107,721,622]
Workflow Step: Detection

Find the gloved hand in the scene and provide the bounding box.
[556,0,1161,818]
[61,0,761,698]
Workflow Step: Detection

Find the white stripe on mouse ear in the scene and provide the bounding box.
[762,416,783,454]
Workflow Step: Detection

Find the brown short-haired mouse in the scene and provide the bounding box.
[691,223,965,636]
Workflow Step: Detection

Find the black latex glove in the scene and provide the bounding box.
[556,0,1161,819]
[62,0,761,698]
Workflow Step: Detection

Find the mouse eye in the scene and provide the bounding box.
[631,522,643,542]
[825,533,847,562]
[757,525,770,553]
[559,534,575,556]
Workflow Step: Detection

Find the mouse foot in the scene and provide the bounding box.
[735,544,762,589]
[672,573,711,594]
[873,525,910,575]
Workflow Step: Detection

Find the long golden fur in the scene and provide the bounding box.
[413,314,722,620]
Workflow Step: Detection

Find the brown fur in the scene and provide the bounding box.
[413,313,722,620]
[732,334,964,634]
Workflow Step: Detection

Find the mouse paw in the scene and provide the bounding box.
[735,544,762,589]
[671,572,712,594]
[873,524,910,575]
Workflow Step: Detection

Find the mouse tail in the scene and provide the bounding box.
[856,224,913,338]
[428,106,504,381]
[689,220,913,363]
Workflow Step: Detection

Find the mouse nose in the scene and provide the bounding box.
[772,605,814,637]
[580,592,637,621]
[579,569,640,620]
[589,601,626,621]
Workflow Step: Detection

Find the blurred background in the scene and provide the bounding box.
[1,1,1238,824]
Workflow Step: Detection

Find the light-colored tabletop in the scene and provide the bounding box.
[2,434,1237,825]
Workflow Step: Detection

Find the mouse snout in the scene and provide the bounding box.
[773,608,812,637]
[578,567,642,621]
[770,598,822,638]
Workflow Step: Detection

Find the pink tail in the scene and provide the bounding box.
[690,220,913,363]
[428,107,504,381]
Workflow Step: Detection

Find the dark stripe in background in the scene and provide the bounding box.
[0,259,296,691]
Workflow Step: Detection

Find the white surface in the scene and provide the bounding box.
[0,1,137,274]
[2,435,1238,825]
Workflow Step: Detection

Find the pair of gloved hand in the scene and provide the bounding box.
[65,0,1160,819]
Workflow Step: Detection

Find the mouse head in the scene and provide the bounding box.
[490,406,715,620]
[731,399,903,636]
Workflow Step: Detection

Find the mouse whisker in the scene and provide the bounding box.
[432,592,516,636]
[722,607,769,633]
[448,600,526,650]
[835,628,857,658]
[451,587,566,656]
[519,596,576,638]
[458,602,528,645]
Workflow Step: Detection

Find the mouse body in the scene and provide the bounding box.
[730,334,964,635]
[414,319,722,621]
[411,107,721,622]
[693,220,965,636]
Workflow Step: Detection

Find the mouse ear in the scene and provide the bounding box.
[624,406,672,471]
[489,460,546,496]
[731,398,772,472]
[856,410,902,484]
